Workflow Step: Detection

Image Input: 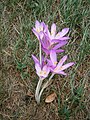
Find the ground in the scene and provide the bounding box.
[0,0,90,120]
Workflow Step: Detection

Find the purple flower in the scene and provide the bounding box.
[47,50,75,75]
[39,32,67,55]
[32,21,69,55]
[32,20,47,40]
[46,23,70,42]
[32,55,50,79]
[35,64,50,79]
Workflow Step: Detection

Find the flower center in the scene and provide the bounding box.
[39,71,46,75]
[36,26,43,33]
[54,62,57,65]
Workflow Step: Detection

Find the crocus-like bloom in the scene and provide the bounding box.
[47,50,74,75]
[46,23,70,41]
[32,21,69,55]
[32,55,50,79]
[39,31,68,55]
[32,20,47,40]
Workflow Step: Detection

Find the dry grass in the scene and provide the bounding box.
[0,0,90,120]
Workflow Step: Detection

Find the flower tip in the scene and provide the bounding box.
[64,28,69,31]
[31,54,34,58]
[32,27,35,32]
[35,20,39,23]
[65,73,67,76]
[66,28,69,30]
[52,23,56,26]
[64,55,68,59]
[50,49,56,56]
[31,54,33,57]
[32,54,35,61]
[71,62,75,67]
[61,28,70,36]
[72,62,75,65]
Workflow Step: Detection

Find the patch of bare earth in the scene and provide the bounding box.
[0,50,90,120]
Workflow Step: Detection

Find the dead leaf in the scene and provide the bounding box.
[26,90,34,97]
[45,92,57,103]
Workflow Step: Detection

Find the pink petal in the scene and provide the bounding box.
[46,29,51,38]
[42,65,50,78]
[51,37,69,43]
[57,71,67,75]
[35,20,40,29]
[32,28,39,40]
[39,31,44,40]
[42,47,50,55]
[53,41,68,50]
[58,37,70,40]
[43,65,48,71]
[56,28,69,38]
[47,59,52,66]
[51,23,56,37]
[55,49,64,53]
[41,22,46,30]
[50,50,57,67]
[32,55,39,64]
[51,39,59,44]
[61,62,75,71]
[44,24,48,33]
[57,55,68,68]
[35,63,41,73]
[40,32,50,49]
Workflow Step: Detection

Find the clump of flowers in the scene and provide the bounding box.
[32,20,74,104]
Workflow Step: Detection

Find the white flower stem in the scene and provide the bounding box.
[39,42,42,65]
[39,73,55,101]
[35,78,43,104]
[35,42,42,104]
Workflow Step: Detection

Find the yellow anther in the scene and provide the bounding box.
[43,71,46,75]
[36,26,43,33]
[54,62,57,65]
[39,71,42,75]
[39,71,46,75]
[36,28,40,33]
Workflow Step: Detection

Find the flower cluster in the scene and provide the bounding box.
[32,20,74,104]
